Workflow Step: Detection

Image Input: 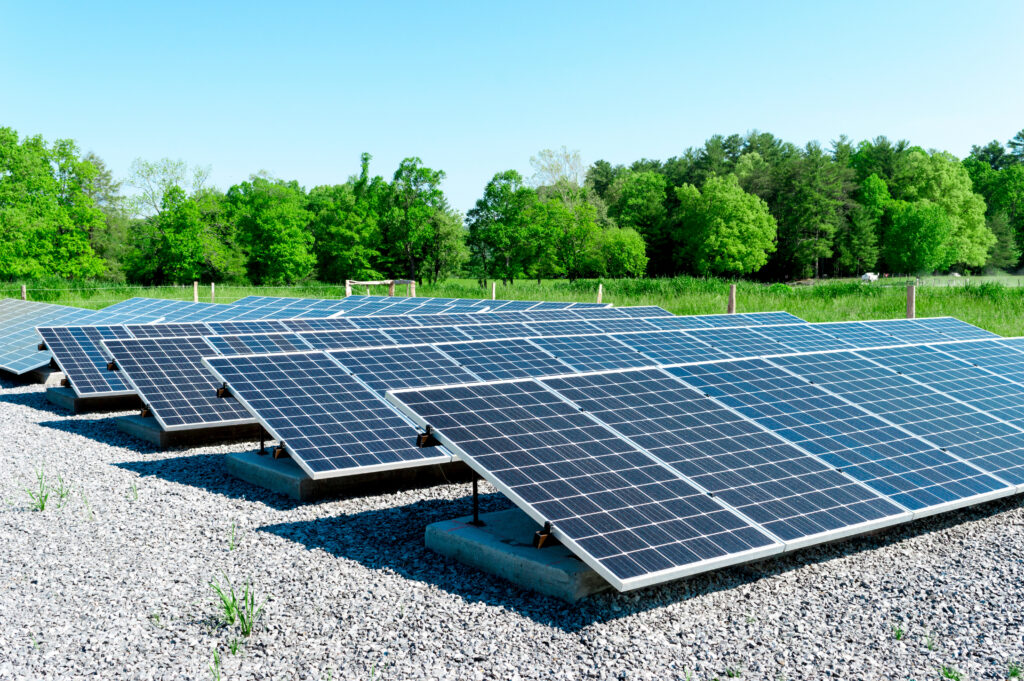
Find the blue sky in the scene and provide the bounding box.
[2,1,1022,212]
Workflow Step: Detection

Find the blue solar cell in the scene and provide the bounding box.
[753,324,857,352]
[206,333,314,356]
[613,331,732,365]
[686,327,789,358]
[38,325,136,397]
[437,339,572,381]
[126,323,212,338]
[616,306,674,318]
[206,320,291,335]
[328,345,478,392]
[811,322,904,348]
[297,329,395,349]
[530,335,655,372]
[860,320,950,344]
[911,317,999,340]
[668,360,1010,512]
[383,326,472,345]
[389,379,779,589]
[457,323,532,340]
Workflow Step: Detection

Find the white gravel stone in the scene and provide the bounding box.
[1,381,1023,679]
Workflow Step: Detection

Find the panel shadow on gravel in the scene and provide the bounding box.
[0,390,74,416]
[113,453,302,512]
[39,416,158,449]
[257,488,1024,632]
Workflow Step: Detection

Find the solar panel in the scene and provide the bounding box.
[102,337,254,431]
[204,351,447,478]
[0,303,126,374]
[382,326,472,345]
[645,316,714,330]
[297,329,396,350]
[530,335,655,372]
[411,313,490,327]
[668,360,1011,513]
[542,369,906,543]
[38,325,136,397]
[457,323,533,340]
[771,351,1024,486]
[387,380,781,590]
[348,316,424,329]
[280,318,357,332]
[911,317,1000,340]
[753,324,857,353]
[685,327,789,358]
[571,308,628,320]
[205,333,314,356]
[580,319,660,334]
[936,339,1024,385]
[613,331,732,365]
[524,320,600,337]
[327,345,479,392]
[857,344,1024,430]
[811,322,905,347]
[616,306,674,318]
[437,339,572,381]
[741,312,807,326]
[516,310,582,322]
[126,323,212,338]
[206,320,291,335]
[488,300,546,311]
[860,320,950,344]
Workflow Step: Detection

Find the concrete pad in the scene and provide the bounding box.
[426,508,611,602]
[46,386,142,414]
[225,450,473,501]
[116,414,263,449]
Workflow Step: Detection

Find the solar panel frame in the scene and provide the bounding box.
[101,336,255,431]
[37,325,137,397]
[386,379,783,591]
[204,351,452,479]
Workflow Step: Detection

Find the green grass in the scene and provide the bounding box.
[210,575,266,637]
[7,275,1024,336]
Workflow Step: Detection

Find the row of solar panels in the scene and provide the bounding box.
[382,336,1024,590]
[39,307,806,399]
[0,294,594,375]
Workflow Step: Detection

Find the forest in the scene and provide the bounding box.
[1,125,1023,285]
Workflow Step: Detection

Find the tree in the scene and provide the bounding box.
[970,140,1013,171]
[127,158,210,216]
[881,200,953,273]
[421,206,468,284]
[83,152,130,280]
[894,149,993,269]
[227,176,314,284]
[672,174,777,276]
[466,170,538,284]
[532,194,602,281]
[598,228,648,277]
[307,183,379,282]
[585,160,622,202]
[377,158,447,280]
[985,211,1020,270]
[1009,129,1024,164]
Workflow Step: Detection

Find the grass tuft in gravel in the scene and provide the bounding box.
[24,466,50,511]
[209,649,221,681]
[210,574,267,637]
[893,622,906,640]
[941,665,963,680]
[1009,661,1023,678]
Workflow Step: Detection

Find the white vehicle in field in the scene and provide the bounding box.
[861,272,879,282]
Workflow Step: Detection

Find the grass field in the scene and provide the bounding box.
[4,276,1024,336]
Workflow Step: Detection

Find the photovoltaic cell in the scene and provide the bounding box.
[204,352,444,478]
[543,369,905,542]
[205,333,314,356]
[327,345,479,392]
[206,320,291,335]
[458,323,533,340]
[811,322,906,348]
[668,360,1009,512]
[646,317,714,330]
[524,320,600,337]
[437,339,572,381]
[612,331,732,365]
[102,337,254,430]
[686,327,788,358]
[616,306,674,318]
[911,317,999,340]
[38,325,136,397]
[388,380,779,589]
[296,329,396,350]
[530,335,655,372]
[772,352,1024,486]
[936,339,1024,385]
[860,320,951,344]
[753,324,857,353]
[382,326,472,345]
[280,318,357,332]
[581,319,660,334]
[126,323,212,338]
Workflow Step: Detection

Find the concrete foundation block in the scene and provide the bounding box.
[116,414,263,449]
[426,508,611,602]
[46,386,142,414]
[225,450,473,501]
[0,366,63,387]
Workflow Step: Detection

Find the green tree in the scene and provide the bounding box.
[377,158,447,280]
[672,174,777,276]
[598,228,648,277]
[881,199,953,273]
[307,183,379,282]
[421,206,468,284]
[466,170,538,284]
[985,211,1020,270]
[227,176,314,284]
[532,195,602,281]
[1008,129,1024,164]
[894,149,993,269]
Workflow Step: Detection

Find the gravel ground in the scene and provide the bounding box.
[1,380,1023,680]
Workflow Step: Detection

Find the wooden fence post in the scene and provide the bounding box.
[727,284,736,314]
[388,281,396,297]
[491,282,496,300]
[345,280,353,297]
[210,282,215,304]
[597,283,603,304]
[193,281,199,303]
[906,282,916,319]
[20,284,26,301]
[410,281,416,297]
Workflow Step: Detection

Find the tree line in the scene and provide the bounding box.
[1,125,1022,285]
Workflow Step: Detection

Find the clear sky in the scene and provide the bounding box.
[2,1,1022,212]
